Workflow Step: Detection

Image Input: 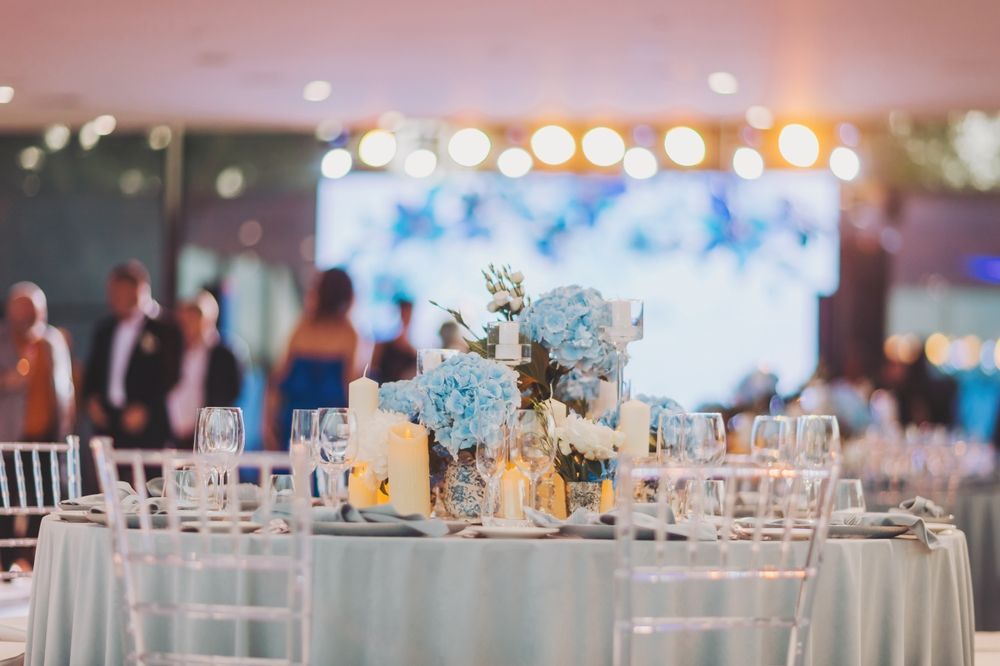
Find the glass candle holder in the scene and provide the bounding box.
[416,348,459,375]
[486,321,532,366]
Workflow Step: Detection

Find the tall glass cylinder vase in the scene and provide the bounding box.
[601,299,644,412]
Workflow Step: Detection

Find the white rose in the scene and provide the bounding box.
[492,290,510,306]
[487,301,499,313]
[509,296,524,312]
[556,414,622,461]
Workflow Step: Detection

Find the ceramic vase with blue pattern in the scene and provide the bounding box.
[566,481,603,513]
[441,457,486,519]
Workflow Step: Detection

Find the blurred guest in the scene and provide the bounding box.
[371,298,416,382]
[167,292,242,447]
[266,268,362,451]
[0,283,74,572]
[83,261,181,449]
[0,282,75,442]
[879,348,957,427]
[438,320,468,352]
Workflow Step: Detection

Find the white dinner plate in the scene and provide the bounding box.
[467,526,558,539]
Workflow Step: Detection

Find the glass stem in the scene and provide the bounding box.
[615,346,626,412]
[527,477,538,512]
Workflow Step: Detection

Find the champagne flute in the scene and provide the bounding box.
[750,415,794,465]
[315,408,357,505]
[195,407,245,507]
[510,409,556,512]
[290,409,319,481]
[475,433,508,526]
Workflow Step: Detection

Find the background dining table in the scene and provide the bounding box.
[25,516,974,665]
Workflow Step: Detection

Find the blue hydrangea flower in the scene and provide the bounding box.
[379,380,422,419]
[519,285,617,376]
[599,394,685,432]
[414,353,520,457]
[554,368,602,404]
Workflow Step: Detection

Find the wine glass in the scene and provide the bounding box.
[680,413,727,466]
[475,433,508,526]
[795,415,841,517]
[749,415,794,465]
[290,409,319,478]
[657,413,686,464]
[510,409,556,512]
[315,408,358,505]
[835,479,866,514]
[195,407,245,506]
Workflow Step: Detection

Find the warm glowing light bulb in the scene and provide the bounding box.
[79,122,100,150]
[303,80,332,102]
[93,115,117,136]
[829,146,861,181]
[18,146,44,171]
[497,147,533,178]
[43,124,71,151]
[622,147,657,179]
[530,125,575,165]
[745,106,773,130]
[925,333,950,367]
[321,148,352,179]
[778,124,819,167]
[581,127,625,167]
[732,147,764,180]
[358,129,397,167]
[663,127,705,167]
[403,149,437,178]
[448,128,491,167]
[707,71,739,95]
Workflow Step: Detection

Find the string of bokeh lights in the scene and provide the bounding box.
[317,115,863,183]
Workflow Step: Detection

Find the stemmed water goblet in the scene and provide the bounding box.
[510,409,556,512]
[314,408,358,505]
[475,431,508,526]
[195,407,245,508]
[749,415,795,465]
[795,415,841,518]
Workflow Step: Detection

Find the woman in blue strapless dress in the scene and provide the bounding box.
[266,268,364,450]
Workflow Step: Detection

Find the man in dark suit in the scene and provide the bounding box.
[83,261,182,449]
[167,291,243,447]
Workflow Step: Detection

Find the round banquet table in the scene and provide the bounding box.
[25,516,974,666]
[953,483,1000,630]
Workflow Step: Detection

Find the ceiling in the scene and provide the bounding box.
[1,0,998,131]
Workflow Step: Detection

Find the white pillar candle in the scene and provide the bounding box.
[387,423,431,516]
[590,380,617,418]
[349,375,379,422]
[347,463,378,508]
[498,321,519,345]
[547,399,568,427]
[500,466,526,520]
[619,399,651,458]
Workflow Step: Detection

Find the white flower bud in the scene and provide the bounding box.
[511,271,525,284]
[487,301,500,313]
[493,290,510,306]
[509,296,524,312]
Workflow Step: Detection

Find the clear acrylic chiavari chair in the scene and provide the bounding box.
[91,438,313,666]
[0,436,82,579]
[613,458,838,666]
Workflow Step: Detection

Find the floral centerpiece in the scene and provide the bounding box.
[377,352,519,518]
[554,413,623,512]
[435,265,618,410]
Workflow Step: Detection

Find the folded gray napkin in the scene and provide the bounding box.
[524,506,716,541]
[831,511,941,550]
[88,496,168,516]
[891,496,948,520]
[58,482,135,510]
[146,477,260,508]
[258,503,449,537]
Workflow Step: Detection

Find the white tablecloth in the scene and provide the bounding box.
[25,516,974,665]
[953,484,1000,630]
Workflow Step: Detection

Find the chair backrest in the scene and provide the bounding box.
[91,437,313,666]
[0,436,82,579]
[613,458,838,666]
